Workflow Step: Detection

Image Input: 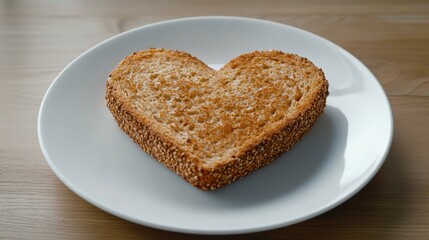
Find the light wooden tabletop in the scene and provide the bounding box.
[1,0,428,239]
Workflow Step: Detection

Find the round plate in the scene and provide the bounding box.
[38,16,393,234]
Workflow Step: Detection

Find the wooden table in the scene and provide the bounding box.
[1,0,428,239]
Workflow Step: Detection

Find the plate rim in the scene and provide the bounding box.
[37,16,394,235]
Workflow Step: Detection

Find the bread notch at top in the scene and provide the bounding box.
[106,48,329,190]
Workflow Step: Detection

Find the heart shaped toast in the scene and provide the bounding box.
[106,48,328,190]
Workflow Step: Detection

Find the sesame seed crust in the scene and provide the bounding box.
[105,48,329,190]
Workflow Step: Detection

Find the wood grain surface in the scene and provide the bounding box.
[1,0,428,239]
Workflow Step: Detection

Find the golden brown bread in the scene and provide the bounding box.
[106,48,329,190]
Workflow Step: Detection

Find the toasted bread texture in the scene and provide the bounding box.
[106,48,328,190]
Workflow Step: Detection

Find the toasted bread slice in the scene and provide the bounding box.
[106,48,328,190]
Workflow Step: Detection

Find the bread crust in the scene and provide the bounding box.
[106,48,328,190]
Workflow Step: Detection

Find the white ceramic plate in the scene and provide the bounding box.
[38,16,393,234]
